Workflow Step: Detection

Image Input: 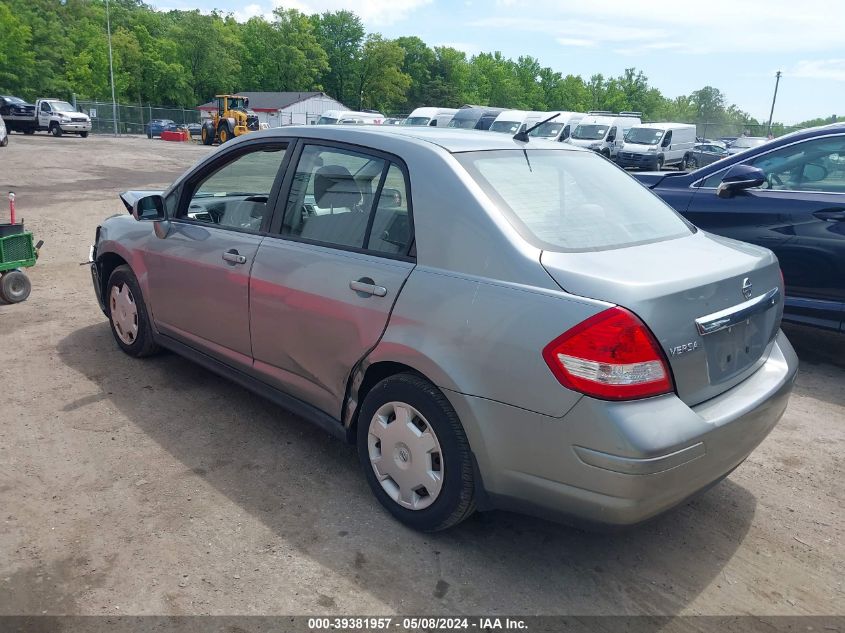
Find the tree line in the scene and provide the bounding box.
[0,0,837,135]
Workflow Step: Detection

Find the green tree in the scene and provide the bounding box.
[354,34,410,112]
[0,2,36,93]
[312,10,364,105]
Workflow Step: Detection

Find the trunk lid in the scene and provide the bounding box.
[541,231,784,406]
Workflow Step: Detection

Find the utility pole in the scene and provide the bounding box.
[106,0,119,136]
[767,70,782,137]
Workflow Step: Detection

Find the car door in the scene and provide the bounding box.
[686,133,845,328]
[38,101,52,128]
[142,139,291,368]
[250,142,415,416]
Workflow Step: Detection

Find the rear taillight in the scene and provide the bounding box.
[543,307,674,401]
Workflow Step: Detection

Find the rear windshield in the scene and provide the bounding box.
[316,116,338,125]
[455,149,692,251]
[448,117,479,129]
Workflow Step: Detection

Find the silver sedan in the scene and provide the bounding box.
[89,126,798,531]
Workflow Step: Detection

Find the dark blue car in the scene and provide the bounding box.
[635,124,845,332]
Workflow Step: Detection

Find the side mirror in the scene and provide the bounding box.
[380,188,402,208]
[132,194,165,221]
[716,164,766,198]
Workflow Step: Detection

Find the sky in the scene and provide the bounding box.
[156,0,845,124]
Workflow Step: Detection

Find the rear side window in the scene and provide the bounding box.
[456,149,692,251]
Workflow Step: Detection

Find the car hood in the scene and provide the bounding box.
[57,110,89,119]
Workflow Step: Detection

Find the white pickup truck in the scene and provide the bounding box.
[2,98,92,137]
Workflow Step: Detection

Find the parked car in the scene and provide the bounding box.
[528,111,585,142]
[1,98,90,137]
[567,111,641,159]
[634,123,845,331]
[0,96,36,134]
[145,119,175,138]
[89,126,797,531]
[403,107,458,128]
[316,110,385,125]
[617,123,697,170]
[0,116,7,147]
[446,106,505,131]
[727,136,769,155]
[688,142,731,168]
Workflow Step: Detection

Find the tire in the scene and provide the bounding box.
[357,373,476,531]
[24,128,35,135]
[601,148,611,159]
[201,124,214,146]
[689,156,699,169]
[105,265,160,358]
[0,136,7,147]
[50,123,62,137]
[80,131,88,138]
[0,270,31,303]
[217,122,231,144]
[657,156,665,171]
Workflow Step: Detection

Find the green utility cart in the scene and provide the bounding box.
[0,224,39,303]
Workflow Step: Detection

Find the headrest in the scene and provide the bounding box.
[314,165,361,209]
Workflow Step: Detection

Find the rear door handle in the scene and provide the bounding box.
[350,279,387,297]
[222,249,247,264]
[813,209,845,222]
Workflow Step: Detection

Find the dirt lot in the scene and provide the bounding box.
[0,134,842,617]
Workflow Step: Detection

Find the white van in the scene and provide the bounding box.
[488,110,545,134]
[617,123,697,170]
[403,107,458,127]
[567,111,641,158]
[316,109,385,125]
[527,111,585,142]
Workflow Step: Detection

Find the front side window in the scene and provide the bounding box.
[181,144,288,231]
[701,135,845,191]
[456,149,692,251]
[403,117,431,126]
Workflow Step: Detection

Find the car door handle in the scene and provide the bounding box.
[222,249,247,264]
[350,279,387,297]
[813,209,845,222]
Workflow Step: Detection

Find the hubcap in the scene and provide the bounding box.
[367,402,443,510]
[109,283,139,345]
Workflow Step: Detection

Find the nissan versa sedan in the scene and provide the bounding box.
[89,126,798,531]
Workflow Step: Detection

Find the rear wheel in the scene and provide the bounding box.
[201,124,214,146]
[357,373,476,532]
[106,265,159,358]
[50,123,62,137]
[0,270,31,303]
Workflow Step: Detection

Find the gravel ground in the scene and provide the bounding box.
[0,134,842,617]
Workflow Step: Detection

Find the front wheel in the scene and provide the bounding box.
[106,265,160,357]
[50,123,62,137]
[357,373,476,531]
[0,270,31,303]
[80,131,89,138]
[689,156,699,169]
[217,123,231,144]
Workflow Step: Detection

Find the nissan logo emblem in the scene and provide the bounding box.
[742,277,753,299]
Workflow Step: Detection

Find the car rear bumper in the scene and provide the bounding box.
[445,330,798,527]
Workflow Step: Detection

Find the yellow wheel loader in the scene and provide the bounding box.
[201,95,259,145]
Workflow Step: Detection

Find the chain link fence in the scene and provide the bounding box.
[75,100,201,136]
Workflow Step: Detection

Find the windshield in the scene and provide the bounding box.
[571,124,609,141]
[732,137,767,149]
[5,96,25,105]
[448,117,479,129]
[489,120,522,134]
[529,122,564,138]
[316,116,338,125]
[625,127,664,145]
[455,149,692,251]
[48,101,75,112]
[403,117,431,126]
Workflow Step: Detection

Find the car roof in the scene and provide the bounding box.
[244,124,581,154]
